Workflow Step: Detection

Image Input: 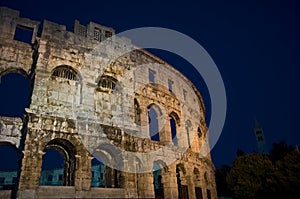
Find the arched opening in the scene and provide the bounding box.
[40,149,64,186]
[49,65,82,106]
[148,105,161,141]
[185,120,192,148]
[194,168,203,199]
[0,143,22,190]
[92,145,124,188]
[97,75,117,92]
[51,65,80,81]
[153,162,164,199]
[40,139,76,186]
[134,98,141,125]
[170,116,178,146]
[91,158,105,187]
[176,164,188,199]
[0,72,30,117]
[170,112,180,146]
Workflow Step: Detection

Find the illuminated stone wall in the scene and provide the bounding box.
[0,6,217,199]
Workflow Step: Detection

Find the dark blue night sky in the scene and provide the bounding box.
[0,0,299,168]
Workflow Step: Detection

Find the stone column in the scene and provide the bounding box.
[122,156,138,198]
[186,174,196,199]
[160,115,172,144]
[140,107,150,138]
[74,154,92,191]
[18,149,43,190]
[161,165,178,199]
[123,172,138,198]
[137,173,155,198]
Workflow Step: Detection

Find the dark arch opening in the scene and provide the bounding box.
[177,164,188,199]
[134,98,141,125]
[186,120,192,148]
[51,65,80,82]
[153,162,164,199]
[92,145,124,188]
[148,104,161,141]
[0,143,22,190]
[0,72,30,117]
[40,149,64,186]
[40,139,76,186]
[170,116,178,146]
[91,158,105,188]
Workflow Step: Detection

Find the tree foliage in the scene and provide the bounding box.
[224,141,300,199]
[226,153,275,199]
[215,164,232,197]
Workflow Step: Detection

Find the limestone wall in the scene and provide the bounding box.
[0,6,217,199]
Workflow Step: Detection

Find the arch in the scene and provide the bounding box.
[40,138,76,186]
[148,104,163,141]
[169,111,180,125]
[148,103,163,116]
[48,65,82,105]
[0,142,22,190]
[0,72,30,117]
[134,98,141,125]
[170,115,178,146]
[92,143,123,168]
[153,161,164,199]
[176,163,188,199]
[51,65,81,81]
[193,167,201,182]
[91,158,105,187]
[153,160,168,173]
[40,149,64,186]
[169,112,180,146]
[92,144,124,188]
[97,75,118,91]
[0,68,28,78]
[197,127,202,138]
[185,120,192,147]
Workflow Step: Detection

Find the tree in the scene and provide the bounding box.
[269,140,294,163]
[226,153,275,199]
[274,149,300,198]
[215,164,232,197]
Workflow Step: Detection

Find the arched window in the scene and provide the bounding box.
[51,65,80,81]
[153,162,164,199]
[49,66,82,106]
[193,168,200,181]
[40,149,64,186]
[170,112,180,146]
[148,105,161,141]
[186,120,192,148]
[197,127,202,138]
[40,139,76,186]
[91,158,105,188]
[98,76,117,91]
[176,164,188,199]
[170,116,178,146]
[134,99,141,125]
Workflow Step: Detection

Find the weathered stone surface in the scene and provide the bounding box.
[0,6,217,199]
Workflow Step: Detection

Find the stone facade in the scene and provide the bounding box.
[0,6,217,199]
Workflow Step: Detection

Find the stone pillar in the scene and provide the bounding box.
[137,173,155,198]
[75,154,92,191]
[123,172,138,198]
[161,165,178,199]
[160,115,172,144]
[140,107,150,138]
[186,174,196,199]
[18,149,43,190]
